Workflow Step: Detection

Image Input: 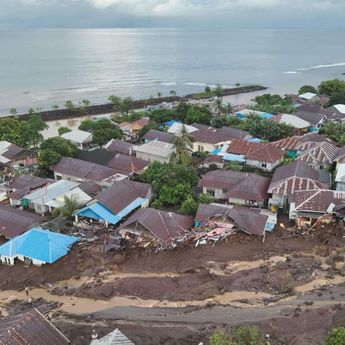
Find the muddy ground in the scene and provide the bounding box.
[1,227,345,344]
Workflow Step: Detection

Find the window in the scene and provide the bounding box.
[207,189,215,197]
[319,165,324,170]
[56,175,62,180]
[261,163,267,168]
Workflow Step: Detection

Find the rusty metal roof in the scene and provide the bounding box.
[0,309,69,345]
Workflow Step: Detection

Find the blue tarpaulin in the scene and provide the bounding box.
[247,137,263,143]
[210,148,221,155]
[222,154,246,162]
[0,228,79,264]
[165,120,181,127]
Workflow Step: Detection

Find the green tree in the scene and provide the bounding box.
[58,127,72,136]
[205,86,211,93]
[40,137,78,157]
[169,90,176,97]
[28,114,48,132]
[93,127,122,147]
[58,195,82,219]
[225,162,243,171]
[214,84,224,98]
[119,97,134,115]
[235,82,241,87]
[199,193,213,204]
[79,119,95,131]
[38,149,62,170]
[108,95,122,110]
[319,121,345,142]
[324,327,345,345]
[234,326,264,345]
[170,125,193,165]
[213,98,223,116]
[318,79,345,96]
[180,195,198,215]
[252,94,294,114]
[159,183,192,205]
[9,108,17,115]
[64,100,75,110]
[81,99,90,107]
[299,85,318,95]
[185,106,212,125]
[210,330,233,345]
[157,92,162,98]
[52,104,59,110]
[328,92,345,107]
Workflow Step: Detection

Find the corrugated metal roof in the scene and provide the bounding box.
[0,308,70,345]
[91,328,135,345]
[134,141,175,158]
[0,228,79,264]
[77,202,120,224]
[61,129,92,144]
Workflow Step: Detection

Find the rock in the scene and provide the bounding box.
[112,254,126,265]
[98,284,114,298]
[305,301,314,306]
[238,298,250,304]
[338,264,345,276]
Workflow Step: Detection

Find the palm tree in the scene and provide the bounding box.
[169,90,176,97]
[58,195,81,219]
[213,98,223,116]
[157,92,162,98]
[170,125,193,165]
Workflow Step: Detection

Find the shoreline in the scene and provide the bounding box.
[1,85,267,122]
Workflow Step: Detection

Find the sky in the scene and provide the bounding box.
[1,0,345,29]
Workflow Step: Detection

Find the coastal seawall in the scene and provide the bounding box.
[5,85,267,122]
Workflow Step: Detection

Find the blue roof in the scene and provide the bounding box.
[247,137,263,143]
[260,113,273,119]
[76,202,120,225]
[222,154,246,162]
[165,120,181,127]
[76,197,146,225]
[0,228,79,264]
[210,148,222,155]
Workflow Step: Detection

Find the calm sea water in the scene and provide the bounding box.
[0,28,345,115]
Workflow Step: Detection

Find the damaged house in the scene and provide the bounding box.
[195,203,277,238]
[198,170,271,207]
[119,208,194,248]
[75,180,153,227]
[289,190,345,228]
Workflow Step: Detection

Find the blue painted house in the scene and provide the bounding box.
[0,228,79,266]
[75,180,153,227]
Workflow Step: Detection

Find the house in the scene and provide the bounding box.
[143,129,175,143]
[199,155,226,169]
[60,129,93,149]
[235,109,273,120]
[45,187,92,210]
[119,118,150,138]
[245,144,285,171]
[322,104,345,122]
[267,160,330,208]
[336,163,345,191]
[289,190,345,226]
[76,149,148,176]
[198,170,271,207]
[8,175,52,206]
[0,141,37,170]
[292,105,327,131]
[106,154,149,175]
[119,208,193,247]
[134,140,175,163]
[271,113,311,131]
[298,92,319,102]
[296,141,340,169]
[0,204,43,239]
[167,122,198,135]
[22,179,80,215]
[90,328,135,345]
[0,227,79,266]
[191,126,251,152]
[52,157,123,186]
[0,308,70,345]
[75,180,152,227]
[195,203,277,236]
[104,139,135,156]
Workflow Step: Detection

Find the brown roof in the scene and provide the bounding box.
[199,170,270,201]
[78,181,102,197]
[52,157,118,182]
[106,154,149,175]
[120,208,193,243]
[143,129,175,143]
[0,308,69,345]
[97,180,151,214]
[105,139,135,155]
[246,144,285,163]
[296,142,340,165]
[227,139,266,155]
[335,147,345,163]
[9,175,51,201]
[202,155,224,164]
[268,160,328,196]
[2,144,27,160]
[0,204,43,238]
[132,117,150,127]
[293,190,345,214]
[271,136,304,151]
[192,126,249,145]
[195,203,270,236]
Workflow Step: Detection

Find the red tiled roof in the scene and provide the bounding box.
[246,144,285,163]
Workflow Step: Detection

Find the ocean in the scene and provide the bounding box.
[0,28,345,115]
